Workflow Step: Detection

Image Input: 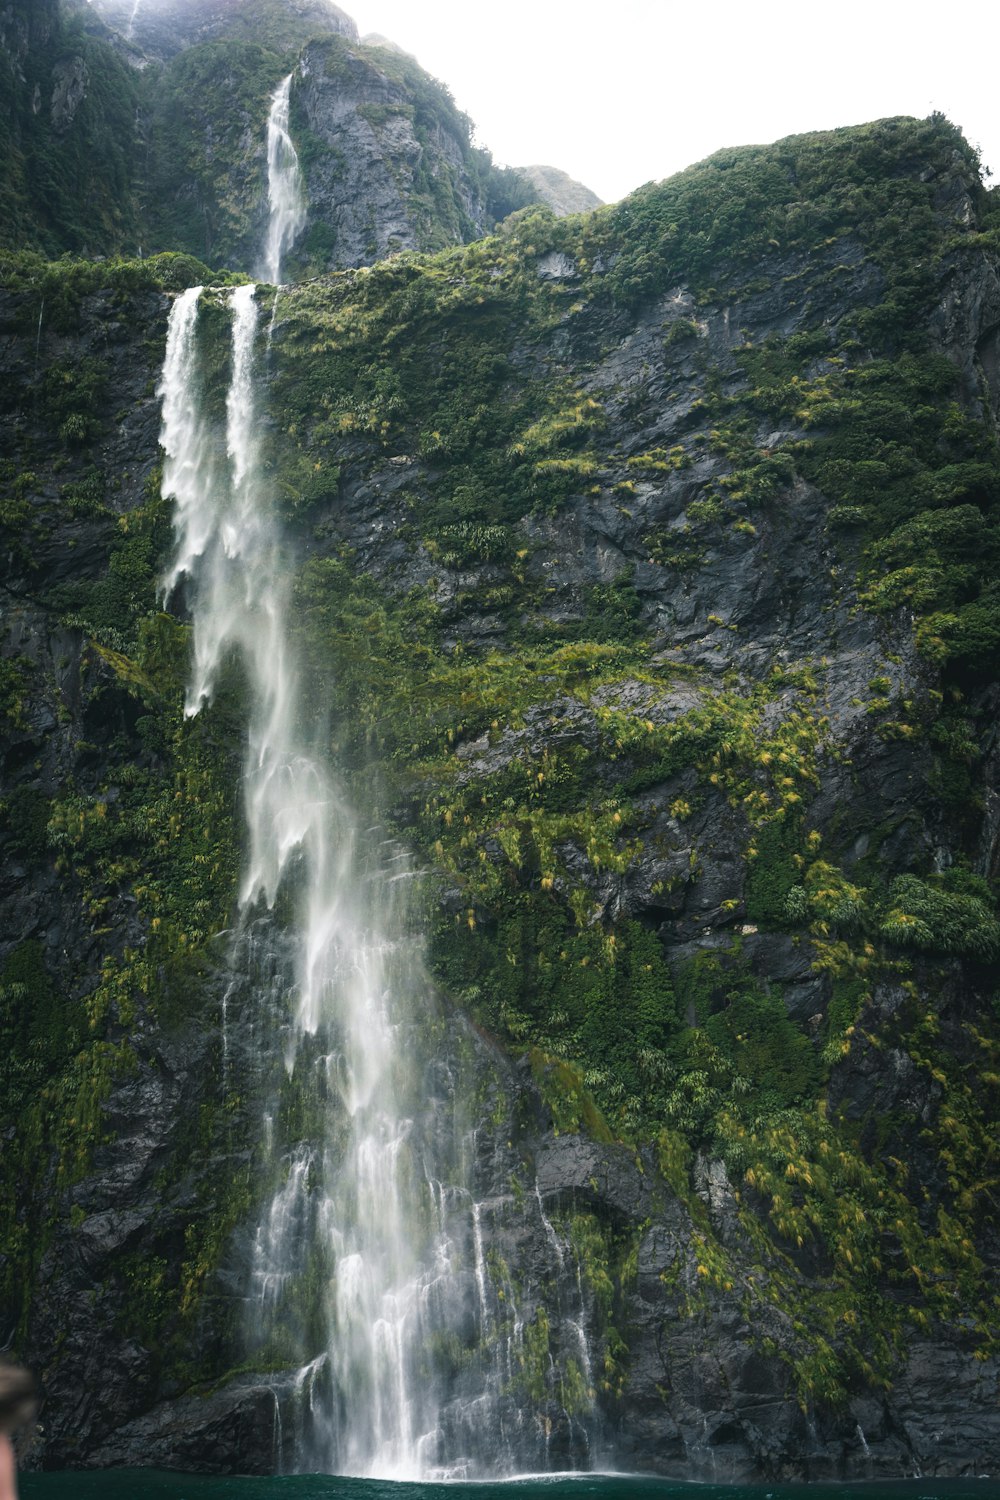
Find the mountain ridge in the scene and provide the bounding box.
[519,162,603,216]
[1,0,536,267]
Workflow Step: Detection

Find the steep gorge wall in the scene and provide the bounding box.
[0,0,144,254]
[288,35,526,271]
[2,115,1000,1479]
[1,0,533,270]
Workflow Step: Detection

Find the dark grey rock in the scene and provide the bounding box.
[292,38,498,272]
[4,143,1000,1486]
[83,1382,284,1474]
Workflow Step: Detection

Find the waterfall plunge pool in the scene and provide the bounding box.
[18,1471,999,1499]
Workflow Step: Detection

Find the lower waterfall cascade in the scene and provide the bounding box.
[156,283,606,1480]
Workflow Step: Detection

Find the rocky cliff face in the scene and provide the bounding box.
[91,0,358,59]
[1,0,533,270]
[3,115,1000,1481]
[0,0,145,254]
[287,35,524,271]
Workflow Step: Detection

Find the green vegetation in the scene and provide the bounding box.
[0,8,533,270]
[0,3,144,256]
[595,113,983,311]
[258,111,1000,1408]
[3,106,1000,1423]
[0,248,240,327]
[0,368,245,1352]
[143,40,289,267]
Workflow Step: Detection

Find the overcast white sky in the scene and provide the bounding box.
[343,0,999,204]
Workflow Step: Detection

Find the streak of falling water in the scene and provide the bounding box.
[262,74,306,285]
[159,284,462,1479]
[126,0,141,40]
[157,277,604,1478]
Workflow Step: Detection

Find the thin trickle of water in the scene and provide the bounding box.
[535,1181,565,1269]
[267,287,282,347]
[472,1202,490,1324]
[125,0,142,40]
[252,1147,314,1307]
[567,1319,594,1396]
[33,299,44,380]
[262,74,306,285]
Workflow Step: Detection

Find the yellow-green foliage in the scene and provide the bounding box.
[529,1053,613,1142]
[560,1211,634,1400]
[1,565,241,1350]
[627,447,689,474]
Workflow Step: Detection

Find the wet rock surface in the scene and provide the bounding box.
[291,37,503,271]
[3,133,1000,1481]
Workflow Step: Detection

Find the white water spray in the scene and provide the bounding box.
[156,106,604,1470]
[158,284,474,1478]
[262,74,306,284]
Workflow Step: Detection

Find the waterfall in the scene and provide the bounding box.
[262,74,306,285]
[157,285,477,1478]
[156,187,605,1481]
[33,298,44,381]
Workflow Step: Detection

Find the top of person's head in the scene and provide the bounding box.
[0,1362,36,1435]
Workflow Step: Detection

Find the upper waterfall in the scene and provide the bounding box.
[262,73,307,285]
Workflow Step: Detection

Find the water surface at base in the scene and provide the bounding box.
[19,1472,1000,1500]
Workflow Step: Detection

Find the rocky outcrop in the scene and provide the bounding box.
[520,163,603,216]
[288,37,514,270]
[49,54,87,130]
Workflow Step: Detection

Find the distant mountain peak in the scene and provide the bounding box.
[360,31,413,59]
[519,163,603,216]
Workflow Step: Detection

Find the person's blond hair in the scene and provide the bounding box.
[0,1362,35,1439]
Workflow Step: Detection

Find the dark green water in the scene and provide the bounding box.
[17,1473,1000,1500]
